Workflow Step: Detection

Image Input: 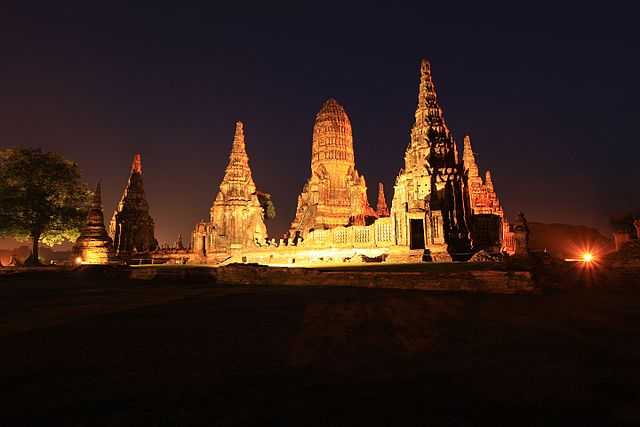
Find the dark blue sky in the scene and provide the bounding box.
[2,3,638,247]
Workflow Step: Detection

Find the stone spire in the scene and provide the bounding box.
[110,154,157,256]
[485,170,494,192]
[218,121,256,200]
[413,58,449,140]
[131,153,142,174]
[463,135,480,177]
[91,182,103,217]
[405,59,456,171]
[206,121,267,252]
[376,182,389,217]
[290,98,373,236]
[311,98,355,173]
[463,136,504,220]
[74,182,113,264]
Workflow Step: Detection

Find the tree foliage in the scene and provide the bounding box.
[0,148,90,261]
[256,191,276,220]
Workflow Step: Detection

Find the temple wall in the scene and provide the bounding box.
[210,217,407,266]
[304,217,395,249]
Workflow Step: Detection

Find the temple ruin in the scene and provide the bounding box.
[74,182,113,264]
[462,135,513,251]
[389,59,471,260]
[289,99,376,238]
[173,58,514,265]
[109,154,158,259]
[192,121,268,263]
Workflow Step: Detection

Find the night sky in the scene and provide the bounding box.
[2,4,638,248]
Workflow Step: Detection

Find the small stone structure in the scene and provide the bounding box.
[109,154,158,258]
[74,183,113,264]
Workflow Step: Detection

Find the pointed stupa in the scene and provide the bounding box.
[464,137,504,219]
[405,59,458,171]
[463,135,480,177]
[131,153,142,174]
[485,170,494,191]
[207,121,267,251]
[413,58,450,139]
[110,153,157,256]
[376,182,390,217]
[218,121,256,199]
[74,182,113,264]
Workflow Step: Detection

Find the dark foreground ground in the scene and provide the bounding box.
[1,269,639,426]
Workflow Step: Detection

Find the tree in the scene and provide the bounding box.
[256,191,276,220]
[0,148,90,265]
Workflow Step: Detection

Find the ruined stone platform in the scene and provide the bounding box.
[127,263,537,295]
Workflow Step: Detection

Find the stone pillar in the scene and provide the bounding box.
[513,229,529,257]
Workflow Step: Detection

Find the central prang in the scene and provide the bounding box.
[290,98,376,238]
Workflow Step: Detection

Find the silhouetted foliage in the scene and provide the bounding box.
[256,191,276,220]
[0,148,90,264]
[610,211,639,235]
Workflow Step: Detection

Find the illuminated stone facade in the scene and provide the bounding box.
[462,136,504,217]
[462,135,513,251]
[192,121,267,262]
[162,58,516,266]
[389,59,470,258]
[109,154,158,257]
[289,99,375,237]
[74,182,113,264]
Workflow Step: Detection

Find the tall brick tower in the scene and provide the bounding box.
[290,98,375,237]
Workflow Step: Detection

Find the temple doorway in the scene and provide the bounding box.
[471,214,501,249]
[409,219,426,249]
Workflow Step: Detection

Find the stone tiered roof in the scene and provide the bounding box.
[218,121,257,201]
[311,98,355,170]
[462,135,504,217]
[406,59,457,171]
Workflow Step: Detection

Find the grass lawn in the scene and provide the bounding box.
[1,270,639,425]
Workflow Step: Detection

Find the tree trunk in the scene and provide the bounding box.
[29,233,41,266]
